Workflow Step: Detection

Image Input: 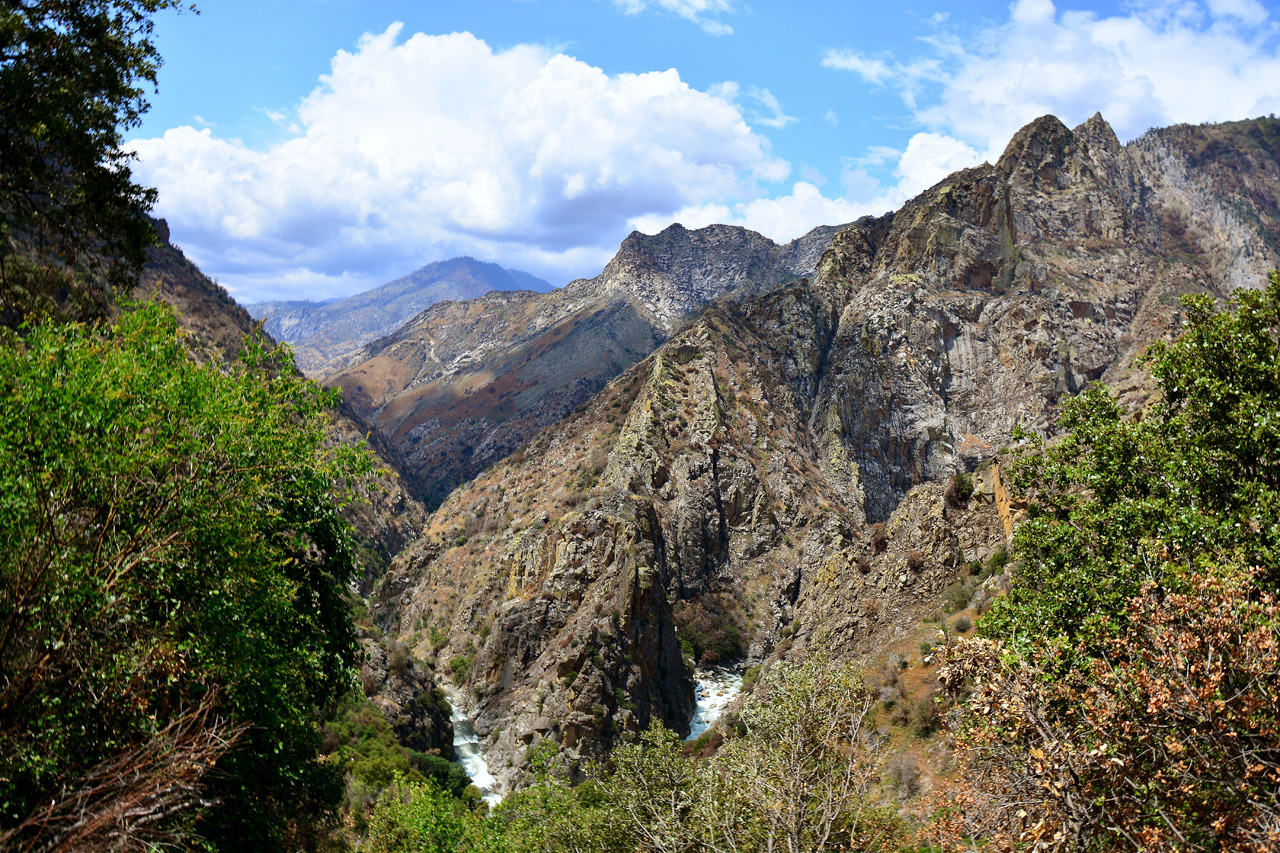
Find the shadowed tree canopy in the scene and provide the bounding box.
[0,0,189,324]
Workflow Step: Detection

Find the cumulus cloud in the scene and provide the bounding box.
[129,26,786,300]
[613,0,736,35]
[827,0,1280,160]
[627,133,981,245]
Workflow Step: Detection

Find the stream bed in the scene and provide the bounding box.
[686,667,745,741]
[448,692,502,806]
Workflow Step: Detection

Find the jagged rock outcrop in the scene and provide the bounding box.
[248,257,552,375]
[370,114,1280,793]
[359,636,454,756]
[327,223,848,508]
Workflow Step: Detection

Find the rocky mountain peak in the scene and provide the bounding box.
[586,223,785,330]
[352,113,1280,796]
[1074,111,1123,156]
[327,221,849,508]
[996,112,1114,191]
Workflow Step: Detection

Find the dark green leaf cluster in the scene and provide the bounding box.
[0,302,367,850]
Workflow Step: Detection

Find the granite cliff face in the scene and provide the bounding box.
[327,223,847,508]
[367,114,1280,793]
[247,257,551,376]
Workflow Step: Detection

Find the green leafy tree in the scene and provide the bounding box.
[603,726,701,853]
[939,273,1280,851]
[490,740,628,853]
[0,303,367,851]
[711,653,900,853]
[983,272,1280,661]
[1,0,188,324]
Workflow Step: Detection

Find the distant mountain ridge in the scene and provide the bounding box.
[247,256,552,374]
[325,222,850,508]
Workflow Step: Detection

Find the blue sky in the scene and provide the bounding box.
[126,0,1280,302]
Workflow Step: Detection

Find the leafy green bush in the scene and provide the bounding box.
[940,579,974,614]
[944,472,975,507]
[408,752,472,799]
[449,654,474,683]
[0,304,368,851]
[981,545,1009,580]
[951,275,1280,849]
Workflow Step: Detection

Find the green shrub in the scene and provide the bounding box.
[940,578,974,614]
[945,472,975,507]
[982,545,1009,579]
[408,752,471,798]
[449,654,474,683]
[0,305,368,850]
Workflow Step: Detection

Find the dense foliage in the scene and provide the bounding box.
[0,303,367,851]
[938,274,1280,851]
[982,274,1280,658]
[364,654,906,853]
[0,0,187,323]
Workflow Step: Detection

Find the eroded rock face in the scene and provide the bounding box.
[359,637,454,756]
[372,114,1280,792]
[326,223,848,509]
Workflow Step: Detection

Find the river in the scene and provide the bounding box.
[686,666,745,741]
[447,692,502,807]
[447,668,742,799]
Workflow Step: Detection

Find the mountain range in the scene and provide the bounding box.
[352,113,1280,794]
[141,112,1280,800]
[324,222,846,508]
[246,256,552,375]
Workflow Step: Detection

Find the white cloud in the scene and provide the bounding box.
[853,145,900,168]
[821,50,895,84]
[827,0,1280,161]
[628,131,982,245]
[129,26,787,301]
[613,0,736,35]
[1206,0,1268,25]
[748,87,797,129]
[821,49,942,109]
[893,133,982,192]
[630,181,869,241]
[709,82,796,129]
